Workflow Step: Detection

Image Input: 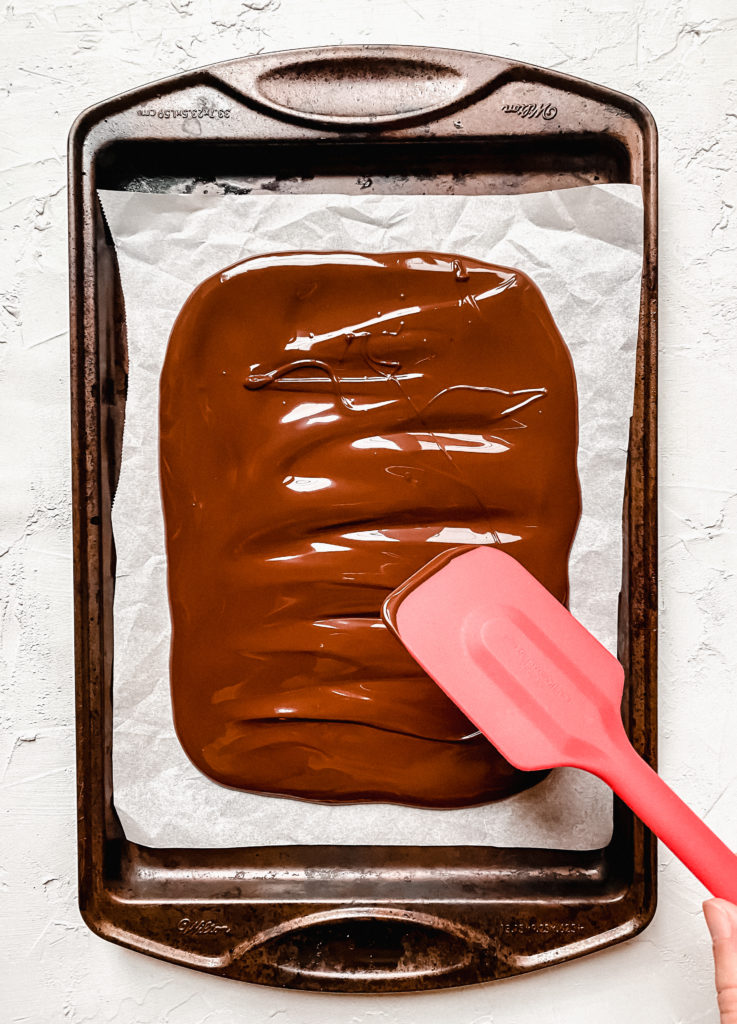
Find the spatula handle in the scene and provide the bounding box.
[599,725,737,903]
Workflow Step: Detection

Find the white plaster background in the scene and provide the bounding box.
[1,0,736,1021]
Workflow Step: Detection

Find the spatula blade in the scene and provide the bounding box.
[382,546,625,773]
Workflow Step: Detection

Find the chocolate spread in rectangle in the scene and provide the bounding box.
[159,250,581,806]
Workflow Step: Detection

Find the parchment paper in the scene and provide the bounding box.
[99,184,643,849]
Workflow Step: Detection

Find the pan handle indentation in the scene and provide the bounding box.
[209,45,512,130]
[222,907,493,990]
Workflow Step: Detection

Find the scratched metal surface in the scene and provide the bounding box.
[68,43,657,991]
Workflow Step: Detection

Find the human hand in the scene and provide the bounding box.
[704,899,737,1022]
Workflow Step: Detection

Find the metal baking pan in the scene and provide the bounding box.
[68,43,657,992]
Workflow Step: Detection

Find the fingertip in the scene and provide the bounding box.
[705,899,733,941]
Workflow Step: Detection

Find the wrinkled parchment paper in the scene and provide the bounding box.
[99,185,643,849]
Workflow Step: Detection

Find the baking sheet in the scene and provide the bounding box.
[99,184,643,849]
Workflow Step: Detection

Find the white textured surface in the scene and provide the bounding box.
[1,1,736,1021]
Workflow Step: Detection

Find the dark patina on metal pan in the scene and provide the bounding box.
[68,44,657,992]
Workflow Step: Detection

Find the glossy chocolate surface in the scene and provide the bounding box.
[159,250,581,805]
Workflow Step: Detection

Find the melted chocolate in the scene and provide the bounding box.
[159,251,581,806]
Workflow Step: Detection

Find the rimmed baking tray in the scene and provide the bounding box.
[68,44,657,992]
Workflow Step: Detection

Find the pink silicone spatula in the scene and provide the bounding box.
[382,545,737,902]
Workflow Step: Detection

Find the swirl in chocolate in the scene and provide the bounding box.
[159,250,581,806]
